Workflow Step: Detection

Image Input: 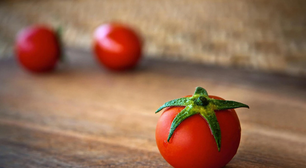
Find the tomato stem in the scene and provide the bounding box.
[195,96,209,106]
[56,26,65,62]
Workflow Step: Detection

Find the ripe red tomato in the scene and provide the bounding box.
[15,25,60,72]
[93,23,142,71]
[156,95,241,168]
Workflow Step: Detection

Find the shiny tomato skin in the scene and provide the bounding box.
[156,96,241,168]
[15,25,60,72]
[93,23,142,71]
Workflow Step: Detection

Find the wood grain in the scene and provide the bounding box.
[0,48,306,167]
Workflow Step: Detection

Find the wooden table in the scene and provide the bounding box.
[1,48,306,168]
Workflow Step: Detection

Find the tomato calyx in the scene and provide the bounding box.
[155,87,249,151]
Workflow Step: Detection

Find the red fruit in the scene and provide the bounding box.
[155,87,249,168]
[15,25,60,72]
[93,23,142,71]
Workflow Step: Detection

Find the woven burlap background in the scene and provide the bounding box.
[0,0,306,75]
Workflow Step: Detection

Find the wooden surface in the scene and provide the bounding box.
[0,48,306,168]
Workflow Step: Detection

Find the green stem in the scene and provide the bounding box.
[56,26,65,62]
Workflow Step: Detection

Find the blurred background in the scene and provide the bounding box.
[1,0,306,76]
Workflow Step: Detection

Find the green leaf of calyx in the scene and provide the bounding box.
[211,99,249,110]
[197,106,221,151]
[155,97,191,113]
[167,105,197,141]
[194,87,208,96]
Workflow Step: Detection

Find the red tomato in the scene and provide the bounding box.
[156,95,241,168]
[15,25,60,72]
[93,23,142,71]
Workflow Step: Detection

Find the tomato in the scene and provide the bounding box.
[15,25,61,72]
[155,87,248,168]
[93,23,142,71]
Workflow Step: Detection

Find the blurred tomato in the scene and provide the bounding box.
[93,23,142,71]
[15,25,61,72]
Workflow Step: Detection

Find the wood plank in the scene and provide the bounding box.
[0,48,306,167]
[0,122,167,168]
[1,119,305,168]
